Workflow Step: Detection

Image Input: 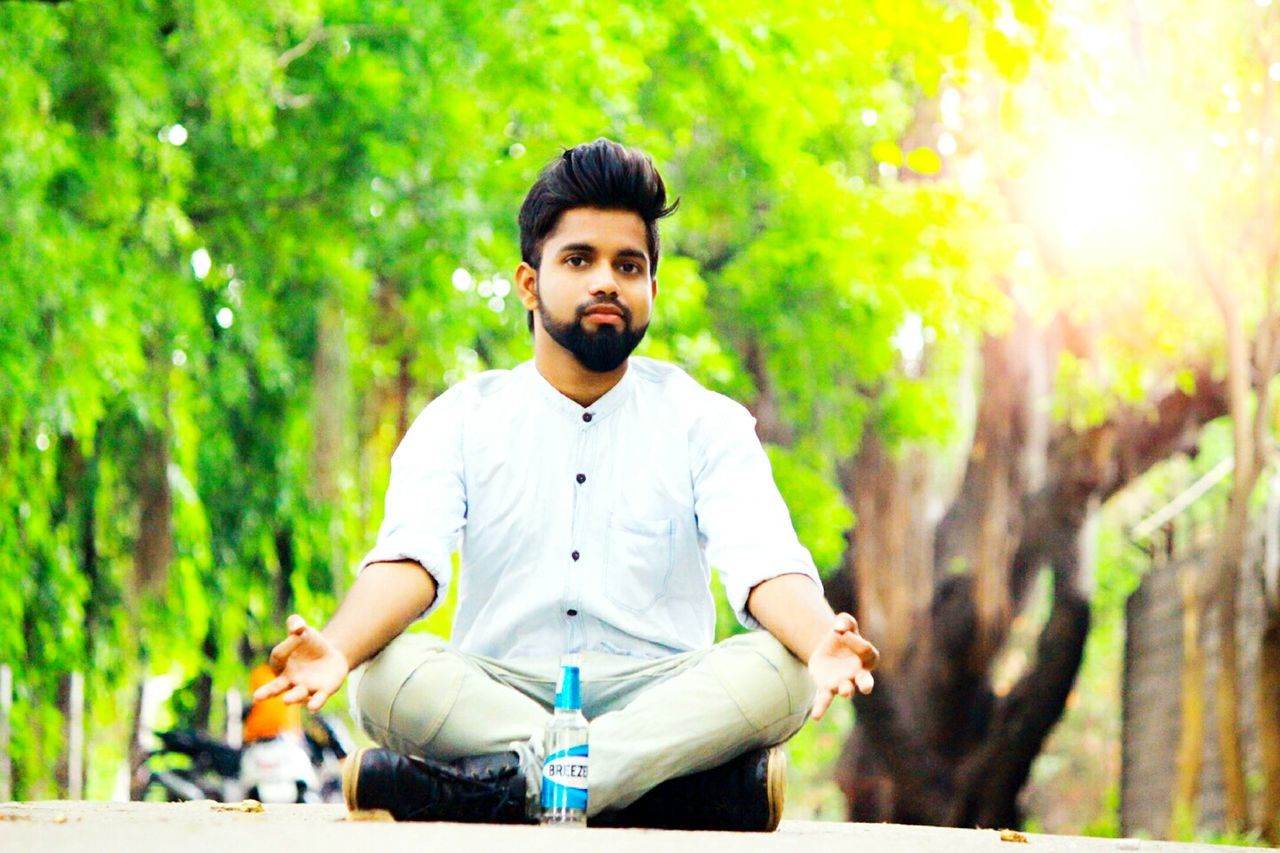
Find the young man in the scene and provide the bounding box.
[255,139,878,830]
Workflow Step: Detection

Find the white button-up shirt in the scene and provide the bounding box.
[360,356,821,661]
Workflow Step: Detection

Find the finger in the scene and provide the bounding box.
[281,683,312,705]
[836,678,855,699]
[268,633,304,673]
[832,613,858,634]
[309,686,335,712]
[860,641,880,671]
[838,630,880,670]
[286,614,308,635]
[252,675,293,702]
[810,687,835,721]
[307,688,331,713]
[856,670,875,695]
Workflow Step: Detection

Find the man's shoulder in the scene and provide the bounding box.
[448,365,527,399]
[413,365,528,424]
[629,357,753,424]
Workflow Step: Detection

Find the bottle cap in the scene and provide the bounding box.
[554,664,582,710]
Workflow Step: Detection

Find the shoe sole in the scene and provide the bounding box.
[765,746,786,832]
[342,747,368,813]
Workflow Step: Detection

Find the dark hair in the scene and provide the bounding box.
[519,140,678,328]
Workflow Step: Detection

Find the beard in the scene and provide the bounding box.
[537,295,649,373]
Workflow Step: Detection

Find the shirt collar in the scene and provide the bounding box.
[522,359,637,423]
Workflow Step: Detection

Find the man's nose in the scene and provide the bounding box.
[588,266,620,296]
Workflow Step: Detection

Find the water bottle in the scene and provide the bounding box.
[540,659,589,827]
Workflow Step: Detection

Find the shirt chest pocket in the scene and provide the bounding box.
[604,515,674,613]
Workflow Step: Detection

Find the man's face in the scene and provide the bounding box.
[519,207,657,373]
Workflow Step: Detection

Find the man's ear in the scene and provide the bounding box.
[651,276,659,301]
[515,262,539,312]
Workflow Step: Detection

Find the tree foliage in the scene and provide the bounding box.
[3,0,1037,800]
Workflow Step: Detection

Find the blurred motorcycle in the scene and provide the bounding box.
[135,713,353,804]
[134,665,354,804]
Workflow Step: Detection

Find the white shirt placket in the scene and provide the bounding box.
[563,409,596,652]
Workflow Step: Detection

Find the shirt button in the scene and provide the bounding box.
[576,473,586,484]
[567,609,578,617]
[582,413,593,423]
[571,550,580,561]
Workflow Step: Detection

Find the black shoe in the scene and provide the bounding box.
[592,746,786,832]
[343,747,532,823]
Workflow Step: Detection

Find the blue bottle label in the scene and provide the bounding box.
[541,744,589,811]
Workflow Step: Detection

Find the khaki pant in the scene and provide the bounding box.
[352,630,814,817]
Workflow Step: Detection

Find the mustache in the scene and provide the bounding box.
[575,296,633,325]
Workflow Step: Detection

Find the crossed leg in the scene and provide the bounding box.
[353,631,815,816]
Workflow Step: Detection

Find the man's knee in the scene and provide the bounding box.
[355,632,461,752]
[715,631,815,728]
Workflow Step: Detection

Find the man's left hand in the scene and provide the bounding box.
[807,612,879,721]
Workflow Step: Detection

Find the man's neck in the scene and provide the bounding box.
[533,336,627,408]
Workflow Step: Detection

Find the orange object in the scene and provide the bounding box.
[243,664,302,743]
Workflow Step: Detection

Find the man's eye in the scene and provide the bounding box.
[566,256,587,267]
[619,263,640,274]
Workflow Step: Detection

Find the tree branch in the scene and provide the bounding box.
[276,24,384,69]
[1094,365,1229,501]
[949,566,1090,828]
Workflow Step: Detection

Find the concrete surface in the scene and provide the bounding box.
[0,801,1263,852]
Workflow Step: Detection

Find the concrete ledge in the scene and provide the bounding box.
[0,801,1253,852]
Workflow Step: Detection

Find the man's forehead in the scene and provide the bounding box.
[544,207,649,257]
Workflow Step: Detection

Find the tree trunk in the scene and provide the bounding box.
[134,427,172,592]
[834,321,1228,828]
[1257,610,1280,844]
[1189,212,1269,836]
[127,680,149,801]
[1214,544,1249,833]
[191,631,219,732]
[1172,566,1207,835]
[66,671,84,800]
[274,526,295,620]
[843,435,934,668]
[933,329,1038,661]
[1202,438,1257,833]
[313,295,351,596]
[965,497,1095,824]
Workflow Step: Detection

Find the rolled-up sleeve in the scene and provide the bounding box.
[358,387,468,617]
[692,399,822,629]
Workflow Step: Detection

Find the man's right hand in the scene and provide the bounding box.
[254,614,350,712]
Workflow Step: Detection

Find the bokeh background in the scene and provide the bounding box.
[3,0,1280,844]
